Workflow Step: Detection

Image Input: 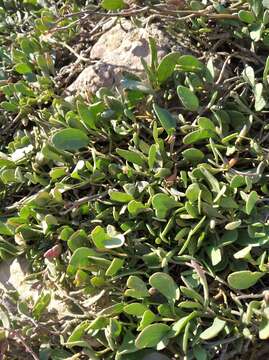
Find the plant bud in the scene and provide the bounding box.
[44,244,62,259]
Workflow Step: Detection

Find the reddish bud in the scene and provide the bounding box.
[165,167,177,185]
[228,158,238,168]
[44,244,62,259]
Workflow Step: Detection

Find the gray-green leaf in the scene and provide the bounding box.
[246,190,259,215]
[52,128,89,151]
[227,270,264,290]
[152,193,178,218]
[182,148,204,163]
[200,318,226,340]
[177,85,199,112]
[116,148,145,166]
[157,52,181,83]
[149,272,180,303]
[135,323,170,349]
[153,104,176,136]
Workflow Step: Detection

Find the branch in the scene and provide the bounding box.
[47,5,239,34]
[60,190,109,215]
[8,331,39,360]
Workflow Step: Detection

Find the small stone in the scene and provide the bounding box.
[67,20,179,96]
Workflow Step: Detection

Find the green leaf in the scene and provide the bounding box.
[263,0,269,9]
[77,101,96,129]
[182,148,204,163]
[14,62,32,74]
[149,272,180,303]
[109,191,133,203]
[180,286,204,304]
[171,311,198,337]
[116,148,145,166]
[199,166,220,193]
[198,117,215,131]
[227,270,264,290]
[41,144,64,162]
[208,246,222,266]
[254,83,266,111]
[246,191,259,215]
[101,0,124,10]
[259,317,269,340]
[185,183,200,202]
[135,323,170,350]
[125,276,149,299]
[149,36,158,70]
[128,200,147,215]
[67,247,98,275]
[263,56,269,83]
[67,229,88,252]
[124,303,148,317]
[234,245,252,260]
[0,306,9,330]
[121,79,153,93]
[220,230,238,247]
[0,239,20,257]
[50,349,73,360]
[250,23,263,42]
[138,310,156,331]
[0,153,15,167]
[49,166,67,180]
[230,175,246,188]
[19,37,40,55]
[105,258,124,276]
[153,104,176,136]
[225,220,241,230]
[66,320,90,346]
[177,85,199,111]
[243,66,255,87]
[193,346,208,360]
[148,144,158,169]
[183,129,214,144]
[32,291,51,320]
[152,193,178,218]
[0,221,13,236]
[157,52,181,83]
[200,318,226,340]
[219,197,238,209]
[264,9,269,25]
[176,55,204,72]
[1,101,18,112]
[52,128,89,151]
[239,10,256,24]
[91,226,125,249]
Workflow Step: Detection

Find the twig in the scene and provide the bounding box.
[236,291,268,300]
[56,41,91,62]
[8,330,39,360]
[47,6,149,33]
[47,5,239,34]
[216,55,232,85]
[1,111,21,135]
[60,190,109,215]
[204,335,241,346]
[232,42,264,65]
[186,260,209,307]
[220,344,229,360]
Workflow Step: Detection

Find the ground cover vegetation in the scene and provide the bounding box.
[1,0,269,359]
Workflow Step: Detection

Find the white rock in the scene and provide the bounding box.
[67,20,171,95]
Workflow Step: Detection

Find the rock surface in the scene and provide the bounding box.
[0,257,69,319]
[67,20,174,95]
[0,257,38,299]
